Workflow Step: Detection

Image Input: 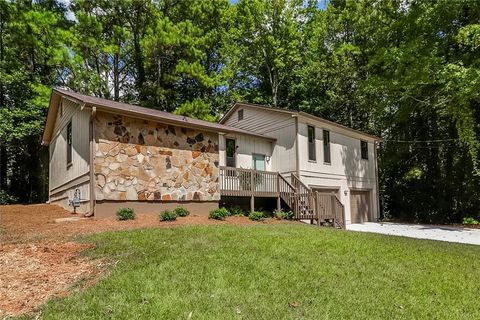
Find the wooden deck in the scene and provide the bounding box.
[219,166,346,228]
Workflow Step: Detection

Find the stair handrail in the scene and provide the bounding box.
[290,173,317,219]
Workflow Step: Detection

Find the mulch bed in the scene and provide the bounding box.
[0,242,97,318]
[0,204,284,317]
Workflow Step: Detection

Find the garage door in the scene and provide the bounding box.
[350,190,372,223]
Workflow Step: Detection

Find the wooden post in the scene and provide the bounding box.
[250,169,254,213]
[277,197,281,211]
[316,193,321,226]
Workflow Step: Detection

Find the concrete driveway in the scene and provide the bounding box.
[347,222,480,245]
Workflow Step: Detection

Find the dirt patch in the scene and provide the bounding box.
[0,242,97,318]
[0,204,285,317]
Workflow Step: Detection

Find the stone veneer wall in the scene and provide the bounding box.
[94,112,220,202]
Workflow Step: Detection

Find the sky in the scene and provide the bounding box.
[59,0,330,22]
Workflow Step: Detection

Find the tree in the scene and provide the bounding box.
[0,0,71,203]
[225,0,310,108]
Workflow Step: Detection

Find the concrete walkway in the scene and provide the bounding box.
[347,222,480,245]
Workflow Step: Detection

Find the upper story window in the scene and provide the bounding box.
[323,129,331,164]
[66,121,73,167]
[238,109,244,121]
[307,125,316,161]
[361,140,368,160]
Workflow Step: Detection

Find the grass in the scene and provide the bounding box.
[39,224,480,319]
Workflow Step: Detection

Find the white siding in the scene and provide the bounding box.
[222,107,296,173]
[297,119,379,224]
[218,133,273,171]
[48,98,91,212]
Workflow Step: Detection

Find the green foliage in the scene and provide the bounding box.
[0,190,17,205]
[116,208,135,221]
[228,206,247,216]
[3,0,480,225]
[273,209,292,220]
[209,207,230,220]
[173,207,190,217]
[160,209,177,221]
[40,224,480,319]
[463,217,479,225]
[249,211,264,221]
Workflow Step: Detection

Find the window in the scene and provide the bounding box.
[252,154,266,171]
[307,125,316,161]
[66,121,72,166]
[226,138,236,167]
[361,140,368,160]
[323,130,331,163]
[238,109,244,121]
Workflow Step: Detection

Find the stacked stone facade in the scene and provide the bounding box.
[94,112,220,202]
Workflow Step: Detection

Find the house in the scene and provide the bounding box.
[42,89,381,225]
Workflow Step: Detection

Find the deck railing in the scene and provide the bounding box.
[219,166,279,197]
[219,166,345,228]
[315,193,345,229]
[290,173,316,220]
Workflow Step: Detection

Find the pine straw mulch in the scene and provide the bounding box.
[0,204,284,317]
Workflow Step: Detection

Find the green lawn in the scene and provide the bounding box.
[40,223,480,319]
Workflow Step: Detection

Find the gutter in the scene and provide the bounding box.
[374,140,381,221]
[85,106,96,218]
[293,115,300,177]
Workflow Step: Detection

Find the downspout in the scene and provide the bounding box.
[293,115,300,178]
[374,140,381,221]
[85,106,96,217]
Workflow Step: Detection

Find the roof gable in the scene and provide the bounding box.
[220,102,382,142]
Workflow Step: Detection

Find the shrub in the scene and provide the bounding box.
[249,211,265,221]
[209,207,230,220]
[463,217,479,225]
[274,209,292,220]
[160,209,177,221]
[0,190,17,205]
[228,206,246,216]
[116,208,135,221]
[174,207,190,217]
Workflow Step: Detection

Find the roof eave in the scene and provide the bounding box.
[297,112,382,141]
[41,90,62,146]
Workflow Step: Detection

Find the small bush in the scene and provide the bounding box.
[174,207,190,217]
[0,190,17,205]
[228,206,247,216]
[249,211,265,221]
[160,209,177,221]
[463,217,479,225]
[274,209,292,220]
[116,207,135,221]
[209,207,230,220]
